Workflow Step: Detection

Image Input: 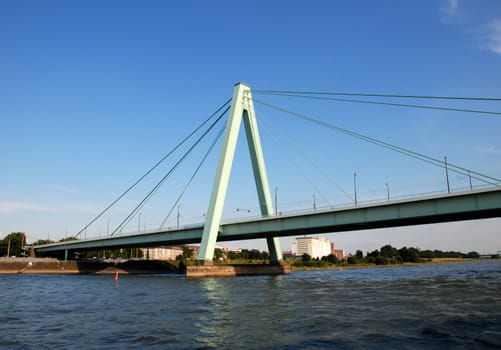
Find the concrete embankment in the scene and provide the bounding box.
[0,258,180,274]
[186,262,292,278]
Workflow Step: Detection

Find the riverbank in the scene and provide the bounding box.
[0,257,180,274]
[290,258,495,271]
[1,257,495,275]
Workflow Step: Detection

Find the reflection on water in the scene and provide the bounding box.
[0,261,500,349]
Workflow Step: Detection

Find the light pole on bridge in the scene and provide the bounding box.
[354,172,358,206]
[275,186,278,215]
[177,205,180,228]
[444,156,451,194]
[385,182,390,201]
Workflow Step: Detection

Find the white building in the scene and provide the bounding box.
[143,247,183,260]
[291,236,333,259]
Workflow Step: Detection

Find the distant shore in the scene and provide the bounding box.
[290,258,495,271]
[1,257,496,275]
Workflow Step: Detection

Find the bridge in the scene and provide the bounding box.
[33,83,501,264]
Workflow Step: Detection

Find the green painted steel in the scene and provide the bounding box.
[197,83,281,263]
[35,188,501,254]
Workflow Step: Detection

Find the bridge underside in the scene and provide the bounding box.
[34,188,501,256]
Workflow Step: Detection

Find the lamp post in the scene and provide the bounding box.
[354,172,358,205]
[313,194,317,210]
[138,212,142,232]
[444,156,450,194]
[177,205,180,228]
[385,182,390,201]
[275,186,278,215]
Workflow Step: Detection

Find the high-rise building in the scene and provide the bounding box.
[291,236,333,259]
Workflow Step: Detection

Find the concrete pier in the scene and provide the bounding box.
[186,262,291,278]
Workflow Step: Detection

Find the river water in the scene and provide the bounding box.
[1,260,500,349]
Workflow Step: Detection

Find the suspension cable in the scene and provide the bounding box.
[253,98,501,186]
[254,90,501,102]
[75,99,231,238]
[258,110,353,202]
[254,92,501,117]
[111,106,229,235]
[257,114,334,208]
[159,123,226,228]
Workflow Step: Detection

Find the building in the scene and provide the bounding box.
[143,246,183,260]
[291,236,333,259]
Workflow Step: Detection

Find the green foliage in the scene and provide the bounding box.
[380,244,399,259]
[375,256,389,265]
[225,249,269,261]
[355,250,364,260]
[322,254,338,264]
[464,251,480,259]
[213,248,225,261]
[301,253,312,262]
[32,239,55,246]
[182,246,193,260]
[347,256,357,264]
[0,232,27,257]
[59,236,78,242]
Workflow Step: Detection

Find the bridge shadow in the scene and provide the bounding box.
[75,259,182,274]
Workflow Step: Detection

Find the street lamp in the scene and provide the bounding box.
[177,205,180,228]
[444,156,450,194]
[275,186,278,215]
[313,194,317,210]
[385,182,390,201]
[354,172,358,205]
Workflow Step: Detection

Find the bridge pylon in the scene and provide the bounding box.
[197,83,282,264]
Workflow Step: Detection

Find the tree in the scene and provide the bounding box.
[355,250,364,260]
[59,236,78,242]
[301,253,312,262]
[213,248,225,261]
[32,239,54,246]
[347,256,357,264]
[324,254,338,264]
[0,232,27,257]
[227,251,238,260]
[380,244,399,259]
[464,251,480,259]
[182,246,193,260]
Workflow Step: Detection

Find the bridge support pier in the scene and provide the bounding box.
[187,262,291,278]
[197,83,283,264]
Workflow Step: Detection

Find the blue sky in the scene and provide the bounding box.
[1,0,500,254]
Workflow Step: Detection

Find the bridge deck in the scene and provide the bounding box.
[35,187,501,253]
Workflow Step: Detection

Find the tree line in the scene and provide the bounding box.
[0,232,27,257]
[293,244,483,268]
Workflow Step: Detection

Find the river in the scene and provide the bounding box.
[1,260,500,349]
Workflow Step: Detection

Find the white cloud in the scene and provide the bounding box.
[0,201,53,214]
[440,0,460,23]
[476,145,501,156]
[486,19,501,55]
[50,185,78,193]
[0,201,97,214]
[445,0,459,17]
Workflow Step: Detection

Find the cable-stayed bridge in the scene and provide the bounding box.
[34,83,501,263]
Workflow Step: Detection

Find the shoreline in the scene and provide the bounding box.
[291,258,496,272]
[0,257,181,275]
[0,257,497,275]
